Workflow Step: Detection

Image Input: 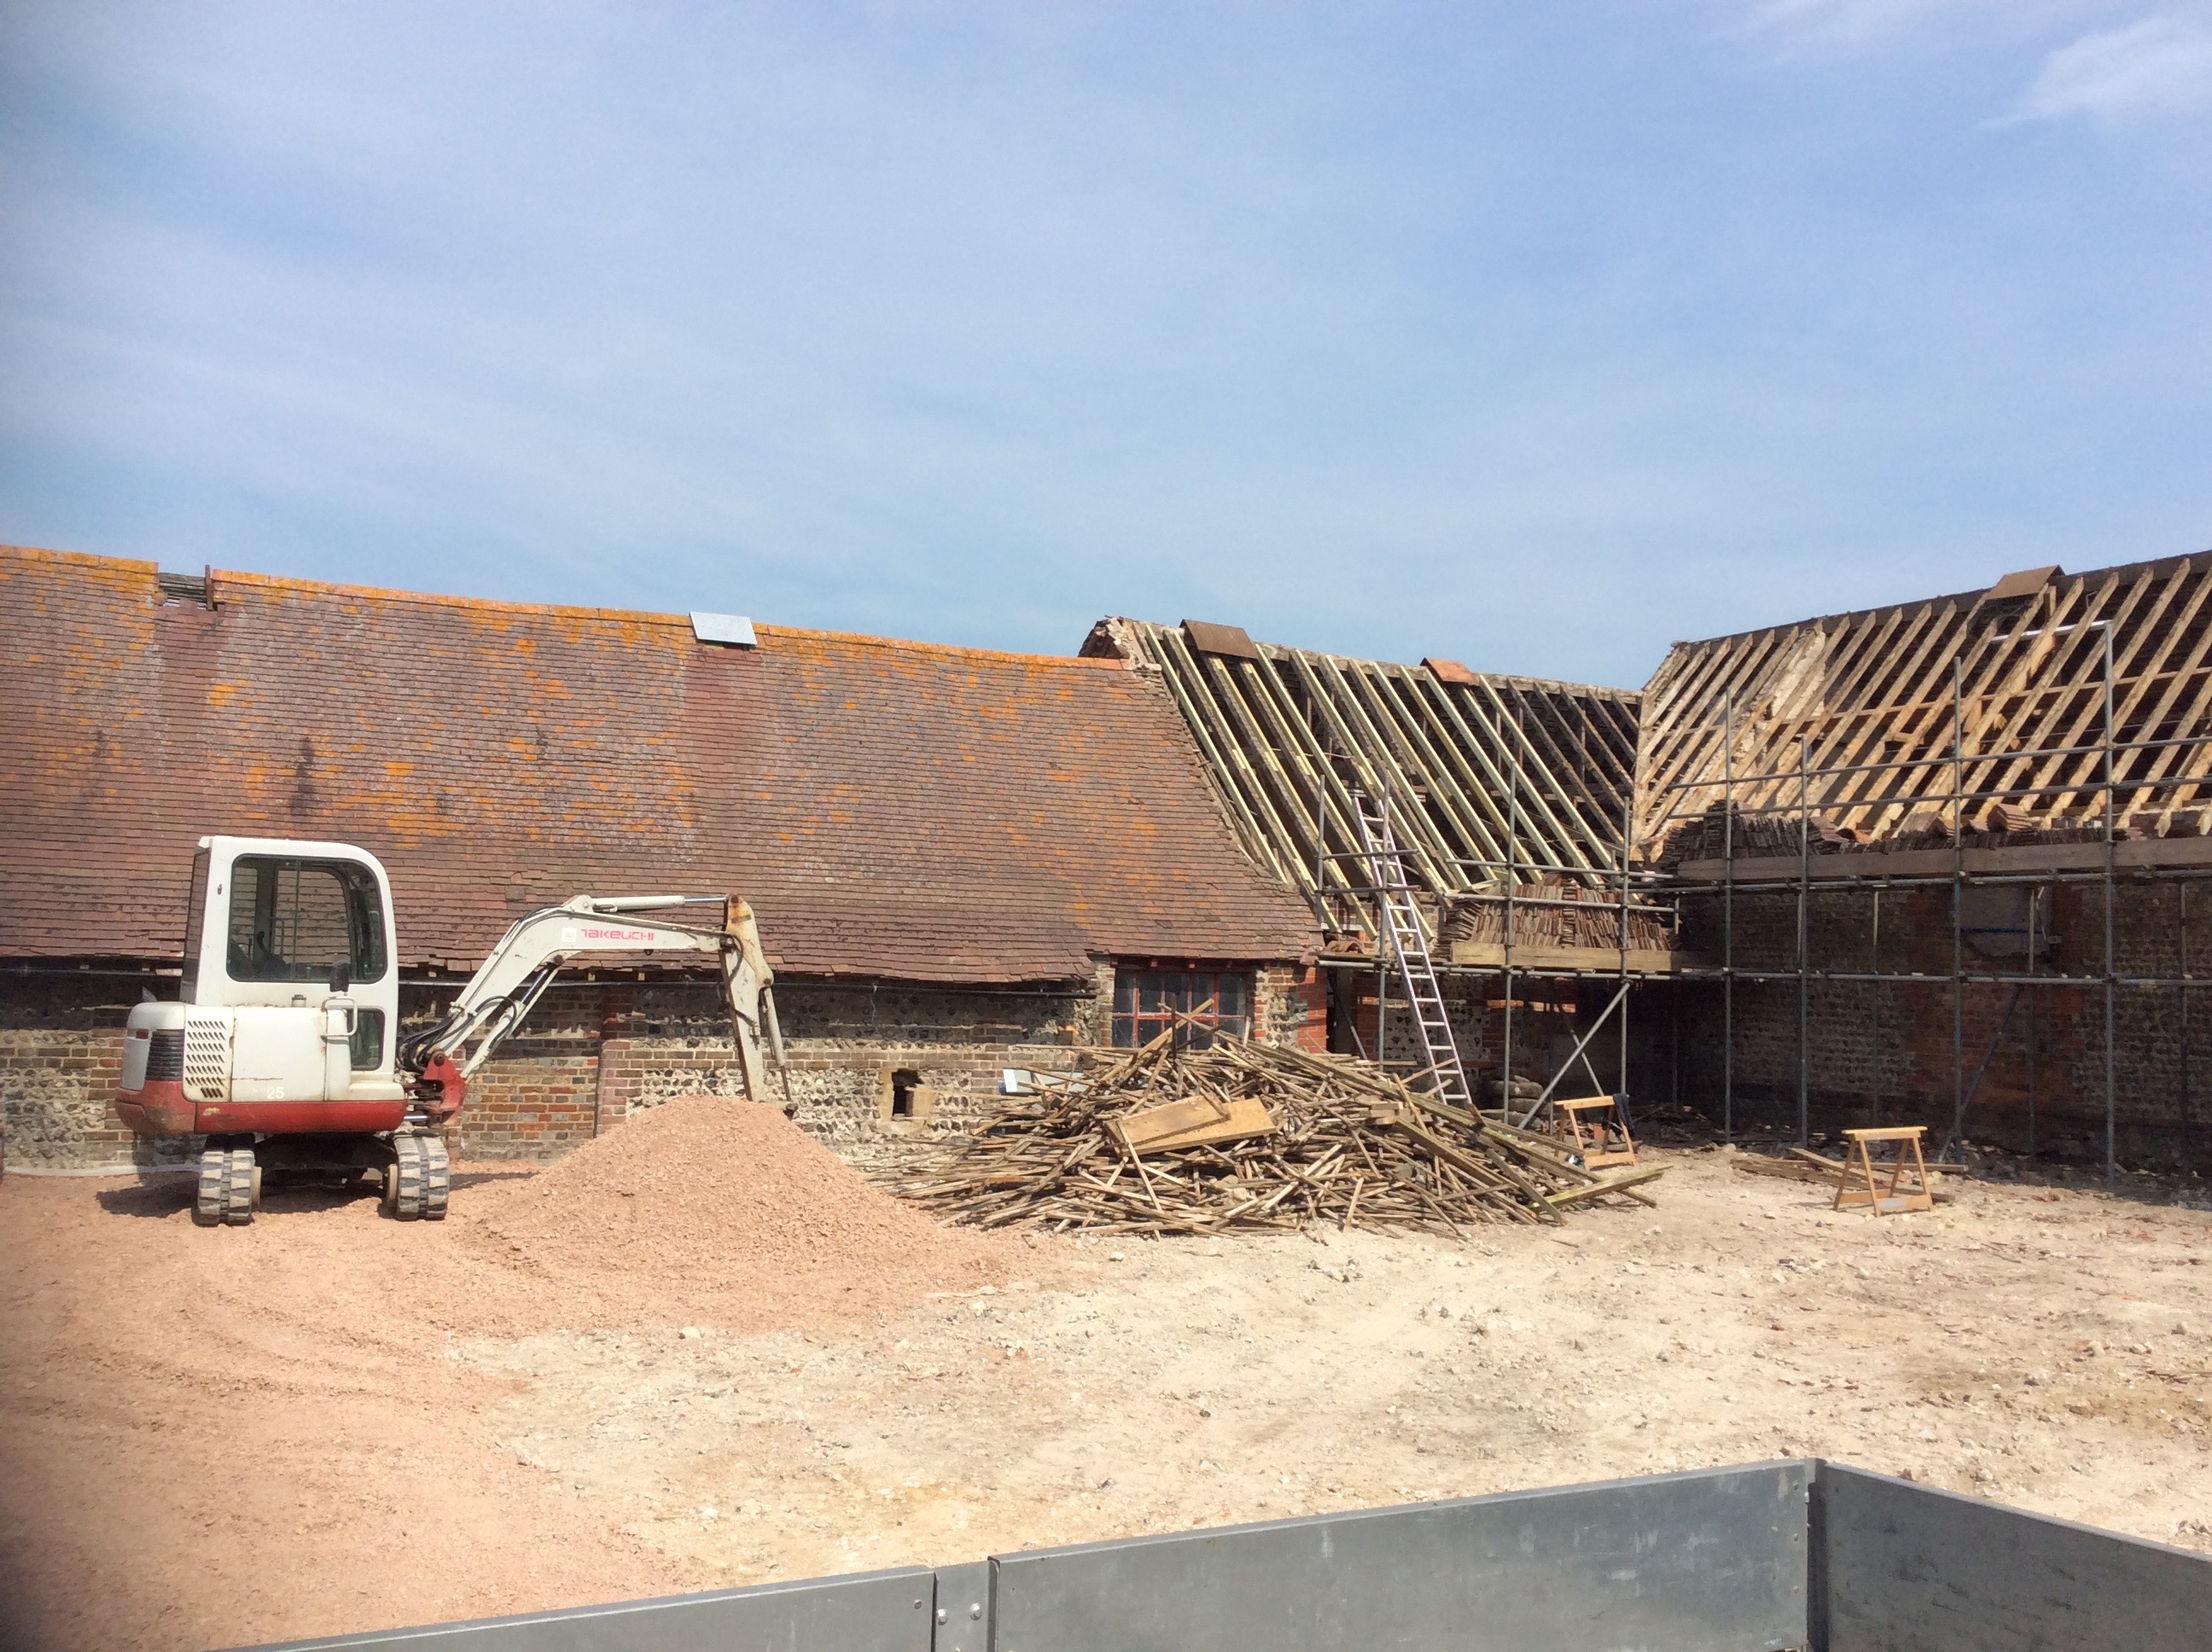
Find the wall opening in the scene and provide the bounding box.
[1110,968,1252,1048]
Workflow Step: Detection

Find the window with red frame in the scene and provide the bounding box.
[1110,969,1252,1049]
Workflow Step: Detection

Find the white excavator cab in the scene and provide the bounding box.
[119,837,407,1143]
[116,835,786,1228]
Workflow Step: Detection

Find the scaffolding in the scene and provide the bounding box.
[1647,596,2212,1187]
[1092,572,2212,1179]
[1083,614,1673,1119]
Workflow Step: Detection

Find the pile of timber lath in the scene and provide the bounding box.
[1442,877,1672,952]
[894,1026,1661,1237]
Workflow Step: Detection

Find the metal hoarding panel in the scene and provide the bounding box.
[930,1560,992,1652]
[989,1462,1810,1652]
[237,1566,938,1652]
[1814,1463,2212,1652]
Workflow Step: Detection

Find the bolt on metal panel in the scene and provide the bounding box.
[930,1560,992,1652]
[236,1565,938,1652]
[988,1462,1811,1652]
[1813,1462,2212,1652]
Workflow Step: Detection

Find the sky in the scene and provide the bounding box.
[3,3,2209,688]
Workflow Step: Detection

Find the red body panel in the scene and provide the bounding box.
[115,1082,406,1138]
[115,1081,194,1136]
[195,1099,410,1134]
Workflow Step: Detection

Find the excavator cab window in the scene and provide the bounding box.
[349,1008,387,1070]
[224,857,388,985]
[180,848,210,996]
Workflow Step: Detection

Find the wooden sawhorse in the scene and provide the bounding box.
[1835,1125,1934,1216]
[1553,1094,1638,1170]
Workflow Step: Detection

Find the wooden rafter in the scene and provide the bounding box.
[1635,555,2212,855]
[1093,619,1641,936]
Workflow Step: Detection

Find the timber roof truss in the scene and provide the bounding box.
[1087,618,1642,939]
[1635,555,2212,856]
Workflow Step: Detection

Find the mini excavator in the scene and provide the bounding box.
[114,835,788,1225]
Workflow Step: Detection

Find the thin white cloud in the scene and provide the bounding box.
[1748,0,1983,38]
[2014,14,2212,119]
[1737,0,2085,54]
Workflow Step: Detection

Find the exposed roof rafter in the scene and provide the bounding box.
[1636,555,2212,854]
[1090,617,1642,936]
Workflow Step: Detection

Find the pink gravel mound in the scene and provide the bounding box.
[463,1096,1005,1324]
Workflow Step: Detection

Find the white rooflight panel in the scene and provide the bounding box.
[691,612,758,648]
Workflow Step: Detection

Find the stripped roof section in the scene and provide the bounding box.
[1081,617,1642,937]
[1635,554,2212,854]
[0,545,1316,980]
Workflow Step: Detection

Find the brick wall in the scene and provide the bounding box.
[0,969,197,1172]
[1330,968,1612,1102]
[1255,963,1328,1052]
[1656,874,2212,1167]
[3,956,1284,1166]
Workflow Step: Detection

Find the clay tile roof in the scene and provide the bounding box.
[0,545,1318,981]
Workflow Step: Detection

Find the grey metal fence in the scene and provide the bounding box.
[245,1459,2211,1652]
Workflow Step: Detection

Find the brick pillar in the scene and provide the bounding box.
[595,1036,634,1133]
[1289,965,1328,1050]
[593,989,637,1134]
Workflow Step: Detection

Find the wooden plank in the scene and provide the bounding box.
[1201,651,1337,898]
[1673,832,2212,883]
[1225,643,1367,910]
[1543,1166,1667,1207]
[1112,1094,1276,1155]
[1316,652,1462,893]
[1448,942,1685,974]
[2099,559,2212,821]
[1340,658,1500,886]
[1431,677,1603,878]
[1481,677,1618,864]
[1144,625,1301,887]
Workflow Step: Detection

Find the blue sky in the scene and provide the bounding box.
[3,2,2209,686]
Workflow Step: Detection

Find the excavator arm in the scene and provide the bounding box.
[397,894,787,1122]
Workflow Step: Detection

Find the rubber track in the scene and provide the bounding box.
[193,1149,226,1226]
[392,1134,426,1220]
[419,1135,451,1220]
[197,1147,257,1225]
[223,1148,256,1225]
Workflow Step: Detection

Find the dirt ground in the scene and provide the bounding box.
[3,1140,2209,1650]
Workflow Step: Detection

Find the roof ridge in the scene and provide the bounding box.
[1,542,160,577]
[202,565,1126,668]
[1110,614,1635,696]
[1665,550,2210,653]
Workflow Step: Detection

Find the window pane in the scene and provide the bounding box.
[181,849,210,992]
[343,869,388,981]
[350,1007,387,1070]
[1115,968,1254,1046]
[226,858,387,983]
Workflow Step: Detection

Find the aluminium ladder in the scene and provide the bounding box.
[1352,793,1475,1112]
